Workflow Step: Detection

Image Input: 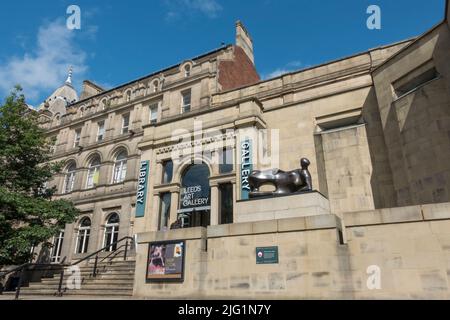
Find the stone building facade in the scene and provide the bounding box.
[35,3,450,299]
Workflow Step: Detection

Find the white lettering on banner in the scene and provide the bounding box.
[136,162,148,205]
[241,141,252,192]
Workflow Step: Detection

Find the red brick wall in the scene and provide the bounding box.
[218,46,260,91]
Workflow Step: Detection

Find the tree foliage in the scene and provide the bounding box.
[0,87,79,266]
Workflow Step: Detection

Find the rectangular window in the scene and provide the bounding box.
[113,160,127,184]
[97,121,105,142]
[219,183,233,224]
[393,60,439,98]
[64,172,76,194]
[50,231,65,263]
[149,103,158,124]
[121,113,130,134]
[181,90,191,113]
[73,129,81,148]
[86,167,100,189]
[161,160,173,184]
[159,193,171,231]
[219,147,234,174]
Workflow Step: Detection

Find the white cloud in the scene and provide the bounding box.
[262,61,303,80]
[165,0,223,20]
[0,19,88,105]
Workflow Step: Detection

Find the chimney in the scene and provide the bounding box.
[235,20,255,64]
[80,80,105,100]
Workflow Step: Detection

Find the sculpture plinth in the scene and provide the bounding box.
[235,191,330,223]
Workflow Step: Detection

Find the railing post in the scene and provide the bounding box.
[15,268,25,300]
[124,239,129,261]
[93,255,98,277]
[57,269,64,296]
[0,276,4,295]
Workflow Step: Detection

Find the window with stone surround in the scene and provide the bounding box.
[121,113,130,134]
[73,128,82,148]
[112,150,127,184]
[75,217,91,254]
[149,103,159,125]
[181,89,191,114]
[63,162,77,194]
[97,121,105,142]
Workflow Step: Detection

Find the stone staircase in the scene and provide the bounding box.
[4,259,136,298]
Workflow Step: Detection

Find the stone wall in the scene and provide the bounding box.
[372,23,450,207]
[133,202,450,299]
[316,124,376,215]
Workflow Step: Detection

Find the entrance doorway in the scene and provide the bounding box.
[178,163,211,228]
[179,209,211,228]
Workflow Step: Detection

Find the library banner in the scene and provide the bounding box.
[136,160,150,218]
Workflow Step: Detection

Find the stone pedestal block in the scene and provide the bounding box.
[235,191,331,223]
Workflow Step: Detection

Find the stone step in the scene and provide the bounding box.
[62,269,135,276]
[27,282,134,290]
[17,289,133,296]
[41,275,134,284]
[83,262,136,268]
[78,263,135,268]
[76,268,135,275]
[8,260,136,298]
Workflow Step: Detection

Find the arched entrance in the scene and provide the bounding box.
[178,163,211,228]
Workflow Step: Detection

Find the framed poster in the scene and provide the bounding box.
[146,240,185,283]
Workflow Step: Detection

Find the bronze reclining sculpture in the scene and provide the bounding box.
[249,158,313,198]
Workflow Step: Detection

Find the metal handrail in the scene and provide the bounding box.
[0,236,135,299]
[0,263,67,299]
[71,236,134,266]
[56,236,135,296]
[98,244,128,265]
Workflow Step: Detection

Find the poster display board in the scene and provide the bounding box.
[146,240,185,282]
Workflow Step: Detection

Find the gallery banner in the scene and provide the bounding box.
[240,139,253,200]
[136,160,150,218]
[146,241,185,282]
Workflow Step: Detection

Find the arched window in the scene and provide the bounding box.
[126,90,131,102]
[75,217,91,254]
[112,150,127,184]
[178,163,211,228]
[152,80,159,93]
[63,162,77,194]
[104,213,120,252]
[86,156,101,189]
[184,64,191,77]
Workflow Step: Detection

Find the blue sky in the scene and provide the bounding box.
[0,0,446,106]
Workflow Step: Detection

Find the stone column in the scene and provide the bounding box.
[210,182,219,226]
[169,190,180,226]
[156,160,163,185]
[150,194,161,231]
[232,182,237,223]
[90,207,103,252]
[61,222,75,262]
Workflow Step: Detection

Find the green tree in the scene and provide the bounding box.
[0,87,79,266]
